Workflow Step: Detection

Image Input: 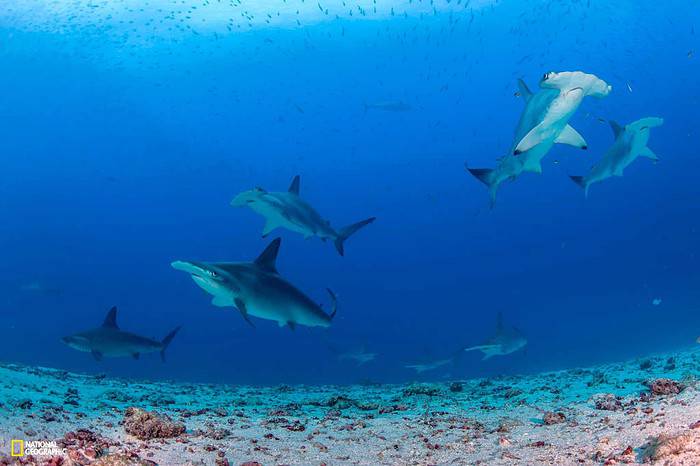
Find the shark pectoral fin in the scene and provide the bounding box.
[287,321,296,331]
[132,353,140,360]
[640,147,660,161]
[521,159,543,174]
[482,354,495,361]
[212,296,231,307]
[91,350,103,361]
[555,125,587,149]
[234,298,255,328]
[513,124,546,155]
[262,220,278,238]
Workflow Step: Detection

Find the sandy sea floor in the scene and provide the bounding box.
[2,349,700,465]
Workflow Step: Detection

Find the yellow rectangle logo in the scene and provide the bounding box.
[11,439,24,457]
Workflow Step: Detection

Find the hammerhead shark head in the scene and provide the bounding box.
[464,312,527,360]
[468,72,609,206]
[171,238,337,329]
[570,117,663,197]
[231,176,375,256]
[61,307,180,362]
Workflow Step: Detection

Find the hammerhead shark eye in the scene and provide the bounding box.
[542,72,550,81]
[208,271,218,278]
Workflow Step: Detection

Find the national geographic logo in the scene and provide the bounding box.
[10,439,23,457]
[2,438,67,457]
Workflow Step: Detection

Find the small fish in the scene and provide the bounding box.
[652,298,662,306]
[627,83,633,93]
[363,101,412,112]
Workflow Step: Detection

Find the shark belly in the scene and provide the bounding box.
[519,141,554,174]
[245,293,329,328]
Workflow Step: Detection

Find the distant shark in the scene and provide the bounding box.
[468,72,608,206]
[404,357,454,374]
[61,307,180,362]
[171,238,337,329]
[570,117,663,197]
[231,176,375,256]
[336,346,377,366]
[464,312,527,360]
[513,71,611,155]
[404,347,464,374]
[20,281,63,296]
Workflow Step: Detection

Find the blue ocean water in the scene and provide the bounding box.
[0,0,698,386]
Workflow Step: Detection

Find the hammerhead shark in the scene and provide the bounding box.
[231,175,375,256]
[61,307,180,362]
[404,358,455,374]
[464,312,527,360]
[468,72,609,206]
[171,238,337,329]
[337,346,377,366]
[570,117,663,197]
[513,71,612,155]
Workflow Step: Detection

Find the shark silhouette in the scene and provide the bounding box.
[172,238,337,329]
[62,307,180,362]
[464,312,527,360]
[231,175,375,256]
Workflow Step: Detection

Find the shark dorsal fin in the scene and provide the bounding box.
[102,306,119,329]
[288,175,300,195]
[517,79,532,101]
[495,311,503,333]
[254,238,281,273]
[609,120,623,138]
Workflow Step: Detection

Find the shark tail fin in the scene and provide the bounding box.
[326,288,337,320]
[160,326,181,363]
[334,217,376,256]
[465,166,498,208]
[569,175,589,198]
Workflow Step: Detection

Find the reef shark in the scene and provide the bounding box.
[464,313,527,360]
[171,238,337,329]
[61,307,180,362]
[231,175,375,256]
[468,72,609,206]
[570,117,663,197]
